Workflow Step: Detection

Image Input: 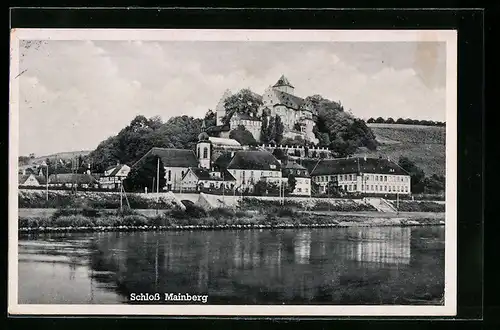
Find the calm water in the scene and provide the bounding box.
[18,226,445,305]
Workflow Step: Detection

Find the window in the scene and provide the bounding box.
[305,188,308,193]
[384,176,387,182]
[375,185,378,191]
[261,171,264,176]
[297,188,302,192]
[203,147,208,158]
[168,170,171,181]
[371,185,374,191]
[375,176,378,181]
[388,186,392,192]
[384,186,387,191]
[181,171,185,178]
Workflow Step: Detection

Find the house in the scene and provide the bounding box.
[135,147,199,191]
[215,150,283,192]
[99,164,131,189]
[48,173,99,188]
[18,174,43,187]
[180,167,236,192]
[309,157,411,195]
[281,161,311,196]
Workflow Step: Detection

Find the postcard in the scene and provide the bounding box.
[9,28,457,316]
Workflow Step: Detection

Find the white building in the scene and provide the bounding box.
[134,147,199,191]
[99,163,130,189]
[281,161,312,196]
[214,150,283,192]
[310,157,411,195]
[18,174,43,187]
[180,167,237,192]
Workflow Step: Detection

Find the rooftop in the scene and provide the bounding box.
[227,150,282,171]
[136,148,199,168]
[308,157,410,176]
[208,137,242,147]
[273,75,294,88]
[188,167,236,181]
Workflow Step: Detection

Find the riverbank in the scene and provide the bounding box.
[19,207,445,234]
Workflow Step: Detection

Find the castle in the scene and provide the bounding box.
[211,75,320,145]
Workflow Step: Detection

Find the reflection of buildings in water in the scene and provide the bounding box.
[338,228,411,266]
[294,231,312,265]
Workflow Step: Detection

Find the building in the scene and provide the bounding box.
[181,167,237,192]
[18,174,43,187]
[47,173,99,188]
[99,164,130,189]
[309,157,411,195]
[135,147,199,191]
[215,150,283,192]
[213,75,320,144]
[281,161,312,196]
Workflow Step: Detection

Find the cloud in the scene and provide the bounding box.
[17,40,447,156]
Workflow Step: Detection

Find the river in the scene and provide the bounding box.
[18,226,444,305]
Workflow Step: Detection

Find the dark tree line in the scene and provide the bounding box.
[367,117,446,126]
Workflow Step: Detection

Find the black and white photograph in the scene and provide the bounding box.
[9,28,457,316]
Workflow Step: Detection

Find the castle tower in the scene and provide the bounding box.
[272,75,295,95]
[197,121,212,169]
[216,89,233,126]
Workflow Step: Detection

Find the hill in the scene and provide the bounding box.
[27,150,92,165]
[353,124,446,177]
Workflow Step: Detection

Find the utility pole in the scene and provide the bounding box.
[222,171,225,203]
[156,157,160,202]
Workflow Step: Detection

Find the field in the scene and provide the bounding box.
[355,124,446,177]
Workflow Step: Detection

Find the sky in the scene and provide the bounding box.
[17,40,447,157]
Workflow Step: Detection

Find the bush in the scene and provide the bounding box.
[53,215,94,227]
[122,214,149,226]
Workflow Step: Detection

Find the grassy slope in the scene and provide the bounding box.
[354,124,446,177]
[26,150,92,165]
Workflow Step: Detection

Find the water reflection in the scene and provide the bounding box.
[18,227,444,305]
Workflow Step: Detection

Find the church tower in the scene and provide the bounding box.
[272,75,295,95]
[197,120,212,169]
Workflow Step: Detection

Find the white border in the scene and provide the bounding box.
[8,29,458,316]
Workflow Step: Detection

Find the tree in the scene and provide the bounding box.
[222,88,263,122]
[18,156,31,165]
[260,115,270,144]
[326,180,340,197]
[229,125,257,146]
[385,117,395,124]
[274,115,284,144]
[396,118,405,124]
[287,174,297,194]
[423,174,445,194]
[367,118,375,123]
[88,115,202,173]
[272,148,288,162]
[204,109,217,128]
[268,115,276,144]
[125,155,166,192]
[374,117,385,123]
[398,156,425,193]
[254,181,280,196]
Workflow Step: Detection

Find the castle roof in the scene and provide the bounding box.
[135,147,198,168]
[208,137,241,147]
[274,90,306,110]
[309,157,411,176]
[227,150,282,171]
[273,75,294,88]
[206,124,231,134]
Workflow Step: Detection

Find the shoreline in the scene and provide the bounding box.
[19,222,445,234]
[18,213,445,234]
